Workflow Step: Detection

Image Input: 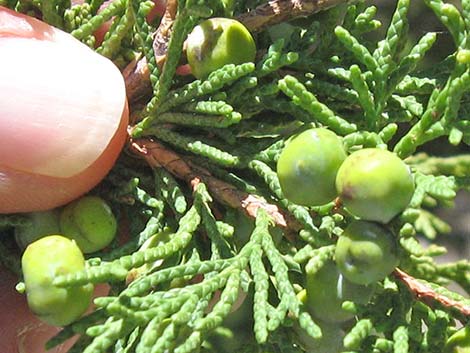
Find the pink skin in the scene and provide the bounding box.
[0,7,129,213]
[0,7,126,352]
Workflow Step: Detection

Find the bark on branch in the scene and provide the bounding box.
[238,0,351,33]
[129,138,298,230]
[393,268,470,319]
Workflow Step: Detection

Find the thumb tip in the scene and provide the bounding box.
[0,7,129,213]
[0,94,128,214]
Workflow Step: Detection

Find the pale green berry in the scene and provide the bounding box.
[306,260,375,323]
[21,235,93,326]
[293,318,345,353]
[127,228,175,282]
[60,196,117,253]
[15,210,61,250]
[336,148,414,223]
[186,17,256,79]
[335,220,399,285]
[277,128,347,206]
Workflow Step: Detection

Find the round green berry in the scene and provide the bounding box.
[21,235,93,326]
[293,318,345,353]
[186,17,256,79]
[305,260,375,323]
[15,210,61,250]
[277,128,347,206]
[60,196,117,253]
[335,148,414,223]
[335,220,399,285]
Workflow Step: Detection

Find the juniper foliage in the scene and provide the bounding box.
[1,0,470,352]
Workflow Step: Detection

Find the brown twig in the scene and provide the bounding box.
[123,0,178,102]
[238,0,351,33]
[123,0,350,103]
[393,268,470,318]
[129,138,298,231]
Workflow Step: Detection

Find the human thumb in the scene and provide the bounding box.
[0,7,129,213]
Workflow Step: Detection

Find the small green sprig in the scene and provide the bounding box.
[71,0,126,40]
[97,0,134,59]
[343,318,373,350]
[133,63,255,136]
[278,75,357,134]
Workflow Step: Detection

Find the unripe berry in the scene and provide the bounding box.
[305,260,375,323]
[59,196,117,253]
[186,18,256,79]
[277,128,347,206]
[293,317,345,353]
[335,220,399,285]
[21,235,93,326]
[336,148,414,223]
[14,210,61,250]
